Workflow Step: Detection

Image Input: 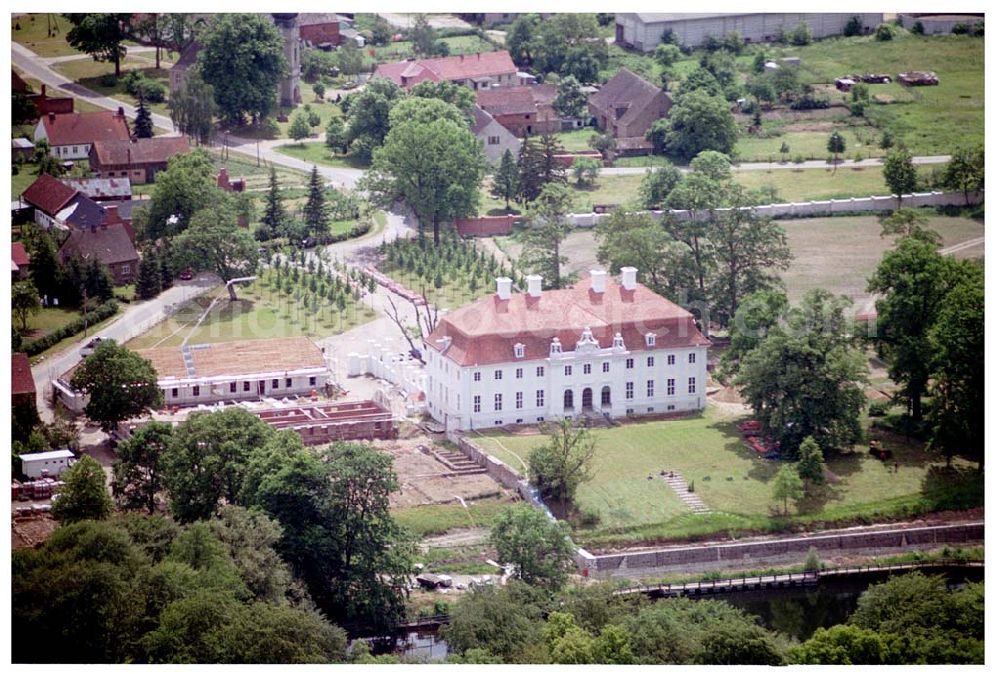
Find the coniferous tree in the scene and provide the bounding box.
[159,241,174,290]
[302,166,329,240]
[134,97,154,138]
[491,149,520,210]
[260,167,286,240]
[135,248,163,300]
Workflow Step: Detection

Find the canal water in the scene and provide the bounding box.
[390,566,983,660]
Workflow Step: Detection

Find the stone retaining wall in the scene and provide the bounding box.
[582,522,984,577]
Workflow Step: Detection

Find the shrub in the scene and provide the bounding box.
[868,400,889,417]
[790,22,812,46]
[803,546,822,572]
[99,73,118,88]
[790,92,830,110]
[22,301,119,356]
[843,15,864,37]
[139,80,167,103]
[578,507,601,528]
[875,24,894,41]
[910,21,925,35]
[951,23,969,35]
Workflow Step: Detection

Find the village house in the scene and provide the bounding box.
[12,353,38,422]
[89,136,190,184]
[423,268,710,431]
[588,68,672,153]
[374,50,518,91]
[475,84,566,137]
[11,242,31,281]
[57,221,139,285]
[298,13,350,48]
[136,337,333,408]
[615,13,883,51]
[169,42,201,91]
[33,109,130,161]
[20,174,137,233]
[60,177,133,202]
[471,106,521,165]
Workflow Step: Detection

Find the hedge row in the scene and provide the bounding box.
[324,219,372,245]
[23,301,119,356]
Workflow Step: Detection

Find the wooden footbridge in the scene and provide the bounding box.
[613,559,983,598]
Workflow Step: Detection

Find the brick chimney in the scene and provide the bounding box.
[104,204,118,224]
[48,111,56,123]
[217,167,230,191]
[496,277,512,301]
[117,106,125,118]
[40,84,46,97]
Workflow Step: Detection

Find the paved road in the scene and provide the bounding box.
[31,276,218,421]
[13,42,361,188]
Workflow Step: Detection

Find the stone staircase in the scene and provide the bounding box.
[662,471,711,515]
[420,445,487,476]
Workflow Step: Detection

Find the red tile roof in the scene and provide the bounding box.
[39,110,130,147]
[376,50,517,88]
[90,136,190,166]
[11,242,31,267]
[426,277,710,366]
[476,86,537,116]
[21,173,79,214]
[12,353,36,397]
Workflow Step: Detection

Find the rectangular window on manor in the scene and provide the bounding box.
[536,390,545,407]
[244,381,251,392]
[667,378,675,396]
[626,358,634,369]
[647,356,654,367]
[564,365,572,376]
[474,395,481,413]
[647,380,654,397]
[689,352,697,363]
[536,366,545,377]
[516,391,524,409]
[688,377,696,394]
[626,382,634,400]
[230,382,237,393]
[495,370,503,380]
[494,393,503,411]
[668,354,675,365]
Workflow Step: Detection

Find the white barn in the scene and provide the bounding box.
[423,268,711,431]
[615,13,884,51]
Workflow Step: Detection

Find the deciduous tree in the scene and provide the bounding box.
[554,75,587,118]
[197,13,287,125]
[796,436,826,485]
[144,149,219,239]
[827,131,846,172]
[112,421,173,514]
[65,14,131,77]
[12,281,41,331]
[638,165,682,209]
[52,454,114,523]
[168,71,217,145]
[595,210,695,302]
[287,113,310,143]
[528,418,597,510]
[941,144,984,205]
[517,183,574,288]
[490,504,575,590]
[70,341,163,431]
[771,464,804,515]
[882,146,918,206]
[173,200,259,300]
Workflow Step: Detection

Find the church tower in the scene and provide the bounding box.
[271,13,301,107]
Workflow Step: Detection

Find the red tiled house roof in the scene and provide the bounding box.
[11,242,31,267]
[90,136,190,166]
[12,353,36,397]
[375,50,517,89]
[426,277,710,366]
[476,86,536,116]
[38,110,130,146]
[21,174,78,215]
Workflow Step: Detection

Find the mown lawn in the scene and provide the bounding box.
[732,164,936,203]
[392,498,516,538]
[12,13,81,57]
[475,405,982,547]
[273,141,369,170]
[369,34,497,64]
[23,307,83,340]
[124,279,377,350]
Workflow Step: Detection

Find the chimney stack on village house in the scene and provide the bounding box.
[590,269,607,294]
[621,266,637,291]
[48,112,56,122]
[117,106,125,118]
[526,274,543,298]
[496,277,512,301]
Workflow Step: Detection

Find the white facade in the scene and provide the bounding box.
[425,330,708,432]
[160,367,329,407]
[32,123,92,160]
[20,449,75,479]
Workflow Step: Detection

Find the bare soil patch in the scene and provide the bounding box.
[11,515,58,550]
[382,438,505,508]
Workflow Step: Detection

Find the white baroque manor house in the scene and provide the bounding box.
[424,268,710,431]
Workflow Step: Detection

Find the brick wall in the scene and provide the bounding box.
[454,214,519,237]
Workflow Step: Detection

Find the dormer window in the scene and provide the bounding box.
[514,343,525,359]
[645,333,656,347]
[613,333,625,349]
[550,338,562,355]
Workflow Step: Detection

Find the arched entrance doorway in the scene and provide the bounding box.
[582,387,593,410]
[601,386,611,408]
[563,389,574,411]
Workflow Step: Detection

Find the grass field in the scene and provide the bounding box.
[368,34,497,64]
[476,405,982,547]
[778,214,984,304]
[124,280,377,350]
[273,142,369,170]
[23,307,82,340]
[774,32,984,155]
[554,129,598,152]
[51,57,173,118]
[12,13,81,57]
[392,497,515,538]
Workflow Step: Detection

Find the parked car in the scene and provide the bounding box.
[80,337,103,357]
[178,269,194,280]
